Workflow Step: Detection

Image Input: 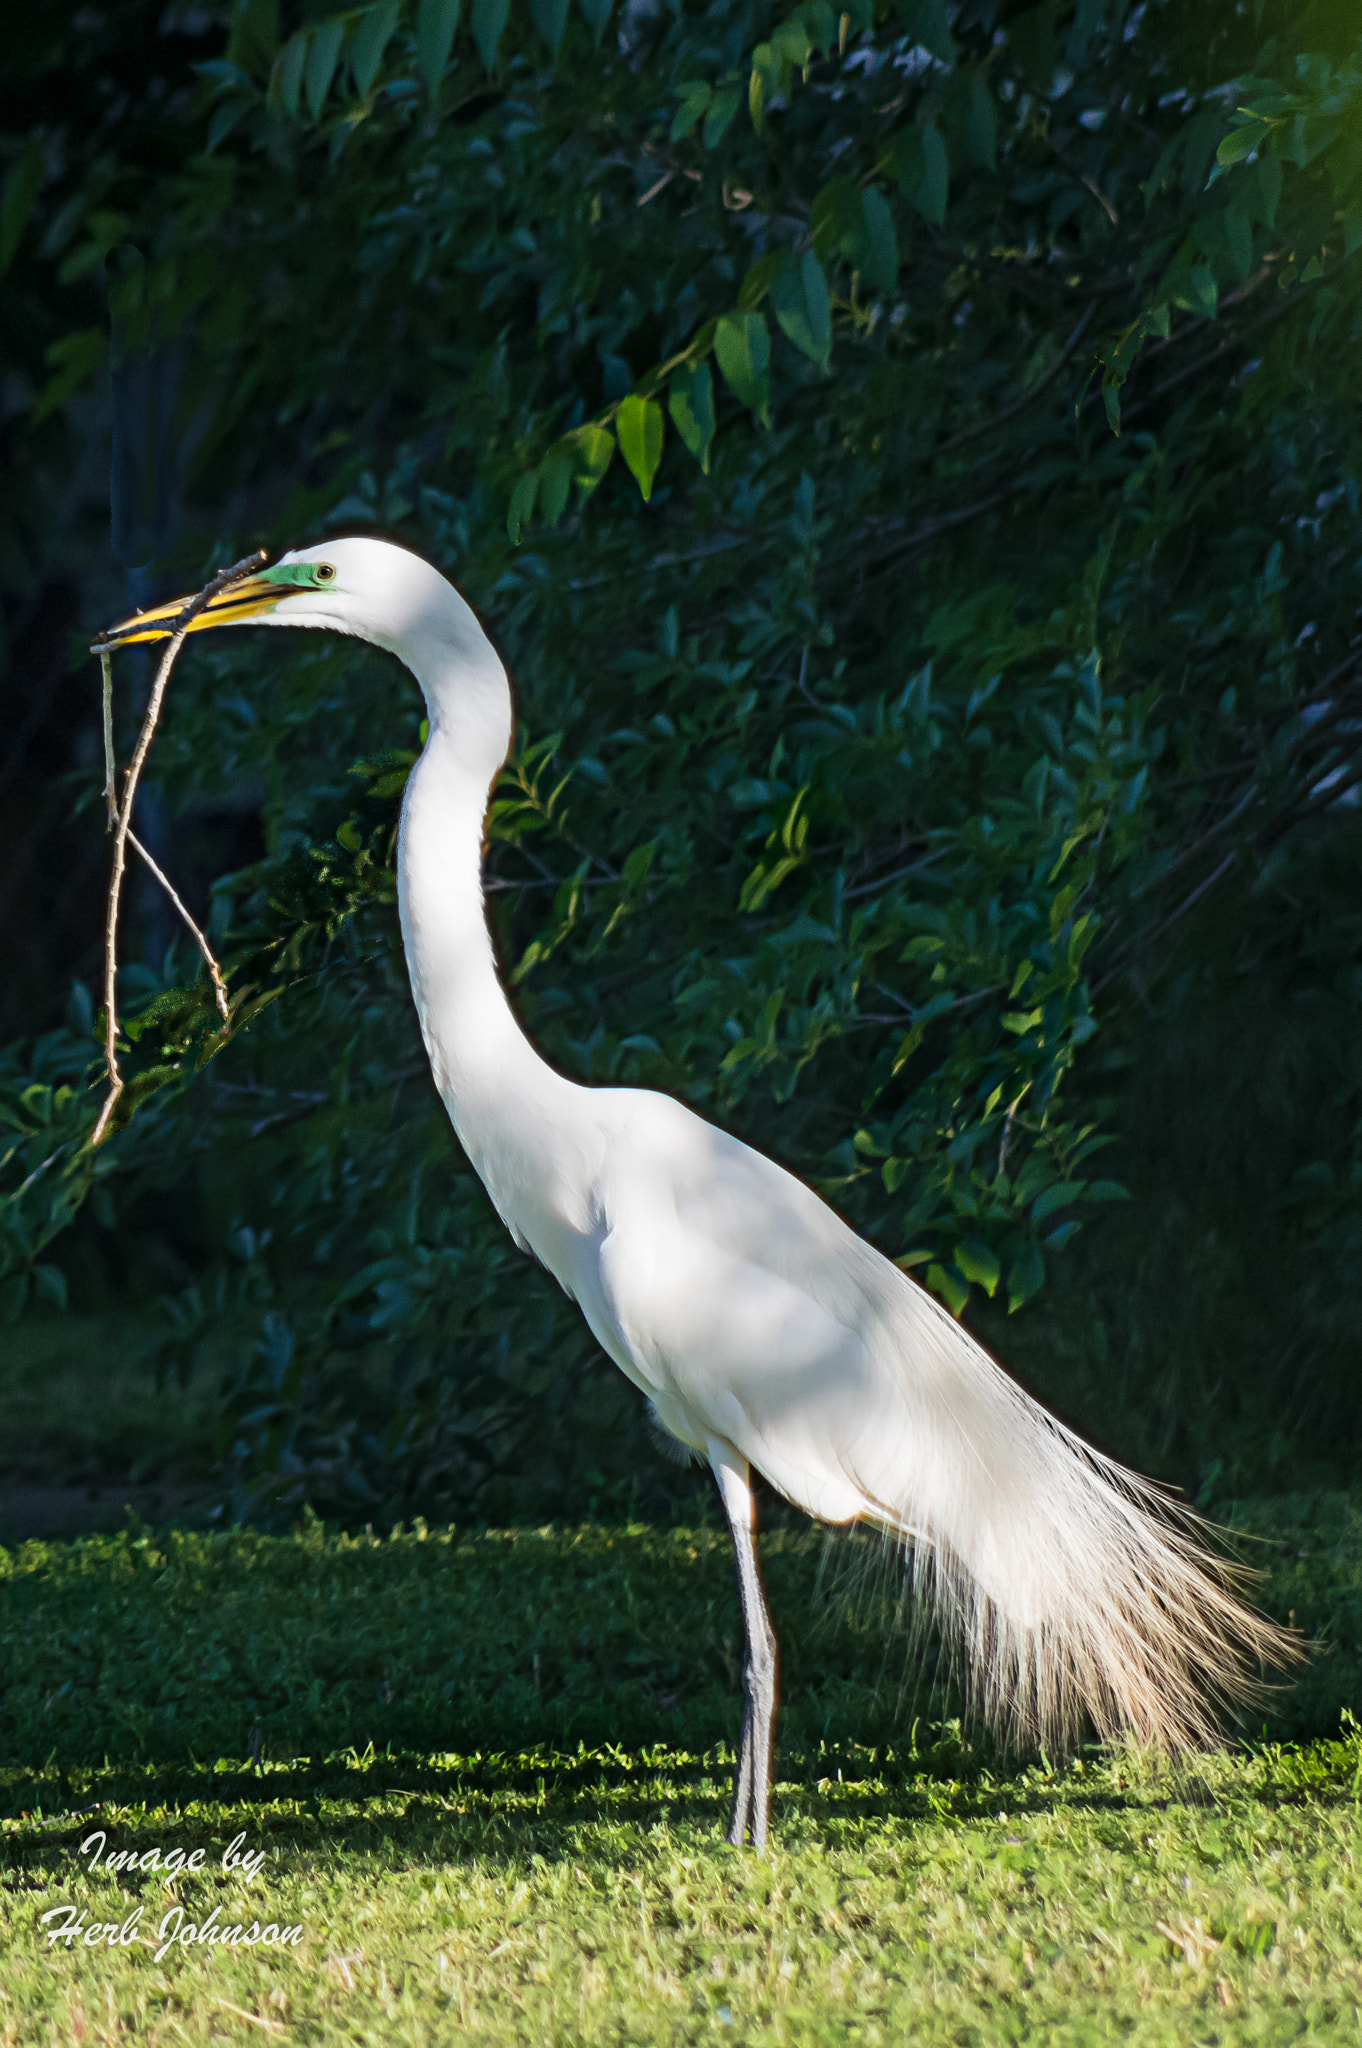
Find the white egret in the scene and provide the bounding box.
[99,536,1292,1848]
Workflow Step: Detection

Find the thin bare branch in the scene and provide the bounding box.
[128,829,230,1022]
[930,304,1100,462]
[1114,281,1324,429]
[99,649,116,826]
[92,549,267,1146]
[1094,852,1239,995]
[1130,780,1261,902]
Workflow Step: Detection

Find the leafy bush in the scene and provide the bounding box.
[2,0,1361,1513]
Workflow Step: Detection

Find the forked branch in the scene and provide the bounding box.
[127,828,231,1024]
[92,550,266,1147]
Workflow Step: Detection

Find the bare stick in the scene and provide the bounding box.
[92,549,267,1147]
[127,829,230,1022]
[100,648,117,826]
[102,646,232,1014]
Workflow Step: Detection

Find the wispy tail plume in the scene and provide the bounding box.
[838,1260,1304,1752]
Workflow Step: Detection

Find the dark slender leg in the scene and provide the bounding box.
[708,1443,778,1850]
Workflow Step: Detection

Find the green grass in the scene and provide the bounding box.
[6,1741,1362,2045]
[2,1507,1362,2043]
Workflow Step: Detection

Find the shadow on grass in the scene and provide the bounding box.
[6,1718,1361,1887]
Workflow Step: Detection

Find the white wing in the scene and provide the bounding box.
[569,1087,1290,1752]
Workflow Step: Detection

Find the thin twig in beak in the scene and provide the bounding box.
[93,548,266,1146]
[99,649,116,827]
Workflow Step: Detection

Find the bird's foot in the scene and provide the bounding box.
[726,1705,771,1849]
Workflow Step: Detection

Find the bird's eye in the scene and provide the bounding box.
[315,562,337,583]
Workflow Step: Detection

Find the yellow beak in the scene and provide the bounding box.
[92,575,283,652]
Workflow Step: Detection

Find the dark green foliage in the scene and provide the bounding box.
[2,0,1361,1514]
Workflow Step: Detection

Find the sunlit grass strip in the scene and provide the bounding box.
[3,1737,1362,2045]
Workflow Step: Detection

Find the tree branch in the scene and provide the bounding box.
[92,549,267,1147]
[128,829,230,1023]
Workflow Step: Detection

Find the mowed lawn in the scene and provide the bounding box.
[2,1505,1361,2045]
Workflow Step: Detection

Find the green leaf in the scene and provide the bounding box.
[670,83,711,142]
[772,252,832,368]
[538,445,574,526]
[507,468,539,543]
[529,0,570,54]
[205,96,251,154]
[1007,1242,1045,1313]
[859,186,899,291]
[616,394,665,502]
[1031,1180,1086,1223]
[33,1263,68,1311]
[418,0,462,96]
[738,252,783,313]
[0,145,44,278]
[571,423,615,498]
[810,176,861,260]
[622,839,657,888]
[926,1262,970,1316]
[918,124,949,224]
[890,124,949,224]
[1066,0,1105,64]
[900,0,955,63]
[351,1,401,97]
[738,849,804,912]
[577,0,614,44]
[668,363,715,471]
[703,83,742,148]
[274,32,308,119]
[472,0,510,72]
[1216,123,1264,170]
[749,43,775,137]
[304,18,346,120]
[802,0,839,57]
[771,16,812,67]
[715,312,770,424]
[954,1240,1000,1296]
[227,0,280,74]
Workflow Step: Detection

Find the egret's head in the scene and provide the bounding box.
[93,535,510,760]
[93,537,476,657]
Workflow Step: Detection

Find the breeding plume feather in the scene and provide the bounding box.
[97,536,1297,1846]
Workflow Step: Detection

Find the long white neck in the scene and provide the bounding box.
[394,617,584,1224]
